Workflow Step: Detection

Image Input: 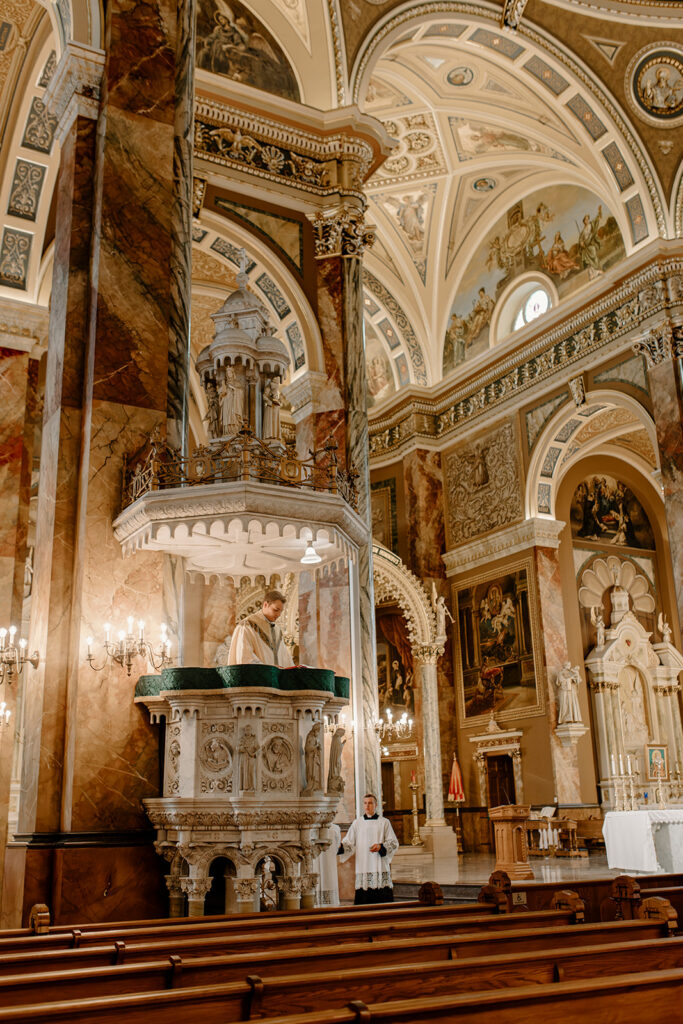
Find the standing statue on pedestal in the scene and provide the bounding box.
[555,662,583,724]
[262,376,281,439]
[591,605,606,647]
[658,612,672,645]
[203,380,221,439]
[220,366,244,435]
[302,721,323,794]
[327,726,346,793]
[238,724,259,791]
[431,582,454,640]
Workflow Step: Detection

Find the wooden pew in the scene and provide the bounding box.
[0,930,679,1010]
[0,899,501,954]
[0,962,680,1023]
[0,905,580,958]
[510,871,683,922]
[0,916,669,981]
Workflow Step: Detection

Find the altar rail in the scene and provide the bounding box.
[121,430,358,511]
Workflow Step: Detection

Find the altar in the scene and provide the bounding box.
[603,809,683,873]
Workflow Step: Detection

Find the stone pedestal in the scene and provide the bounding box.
[489,804,534,880]
[419,823,460,884]
[138,665,348,915]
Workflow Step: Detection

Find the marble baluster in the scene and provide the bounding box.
[634,327,683,631]
[533,544,583,804]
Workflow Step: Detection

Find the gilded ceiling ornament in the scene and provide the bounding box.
[626,44,683,128]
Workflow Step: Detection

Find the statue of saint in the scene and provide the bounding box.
[555,663,582,724]
[203,380,221,439]
[238,724,259,791]
[591,605,606,647]
[219,366,244,435]
[327,726,346,793]
[431,582,454,639]
[302,721,322,794]
[262,375,281,439]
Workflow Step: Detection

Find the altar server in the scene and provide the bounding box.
[338,794,398,904]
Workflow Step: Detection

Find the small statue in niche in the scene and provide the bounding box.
[327,726,346,793]
[555,662,583,725]
[302,721,322,794]
[431,582,454,640]
[658,612,673,645]
[219,366,244,435]
[203,380,221,439]
[591,605,606,647]
[238,724,259,791]
[262,375,282,439]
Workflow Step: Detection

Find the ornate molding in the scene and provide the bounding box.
[372,542,437,647]
[633,323,683,367]
[308,204,374,259]
[444,517,566,577]
[283,370,329,419]
[0,296,48,354]
[43,43,105,139]
[369,257,683,461]
[502,0,529,29]
[569,374,586,407]
[234,877,261,900]
[412,642,444,665]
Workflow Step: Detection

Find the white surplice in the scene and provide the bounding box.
[339,814,398,891]
[316,823,341,906]
[227,612,293,668]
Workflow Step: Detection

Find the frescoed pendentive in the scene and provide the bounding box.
[443,185,626,374]
[196,0,300,102]
[570,474,655,550]
[454,565,542,722]
[366,324,396,407]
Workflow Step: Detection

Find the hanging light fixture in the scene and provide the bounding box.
[85,619,172,676]
[301,544,321,564]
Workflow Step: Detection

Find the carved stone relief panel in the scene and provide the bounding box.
[200,721,235,793]
[261,721,295,793]
[165,724,181,795]
[444,419,523,548]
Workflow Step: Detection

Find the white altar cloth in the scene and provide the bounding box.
[603,809,683,873]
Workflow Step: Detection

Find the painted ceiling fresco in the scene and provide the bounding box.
[196,0,300,102]
[442,184,626,374]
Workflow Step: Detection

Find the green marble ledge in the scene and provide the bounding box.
[136,665,350,700]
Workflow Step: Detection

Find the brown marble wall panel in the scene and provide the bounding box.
[0,349,32,623]
[105,0,176,122]
[403,449,445,579]
[648,358,683,631]
[315,259,346,466]
[533,545,583,804]
[71,401,166,832]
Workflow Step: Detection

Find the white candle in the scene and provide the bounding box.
[104,623,111,642]
[627,755,632,776]
[138,620,145,640]
[86,637,93,657]
[619,754,625,775]
[127,616,134,635]
[611,754,617,776]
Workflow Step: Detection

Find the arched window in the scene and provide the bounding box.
[513,287,551,331]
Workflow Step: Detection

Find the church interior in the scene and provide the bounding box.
[0,0,683,1015]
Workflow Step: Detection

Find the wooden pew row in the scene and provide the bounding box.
[255,971,683,1024]
[0,906,579,958]
[0,917,667,981]
[0,928,678,1010]
[0,899,500,954]
[509,871,683,922]
[0,961,680,1023]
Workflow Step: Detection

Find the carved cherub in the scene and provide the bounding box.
[658,612,672,645]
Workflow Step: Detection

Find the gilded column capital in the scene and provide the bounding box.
[308,204,375,259]
[633,324,682,368]
[412,642,444,665]
[43,43,105,139]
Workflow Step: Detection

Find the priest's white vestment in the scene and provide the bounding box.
[316,823,341,907]
[339,813,398,904]
[227,612,293,668]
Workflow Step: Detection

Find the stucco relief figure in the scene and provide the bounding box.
[302,722,322,794]
[432,581,454,639]
[327,726,346,793]
[219,367,244,434]
[264,735,291,774]
[591,605,606,647]
[555,662,583,724]
[262,376,281,439]
[641,66,683,114]
[658,613,672,645]
[203,380,221,439]
[238,724,259,791]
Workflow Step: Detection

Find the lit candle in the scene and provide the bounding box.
[19,638,26,650]
[627,755,632,776]
[611,754,617,776]
[9,625,16,638]
[411,769,417,784]
[0,629,6,649]
[86,637,93,657]
[104,623,111,642]
[117,630,125,642]
[138,620,145,640]
[127,616,134,635]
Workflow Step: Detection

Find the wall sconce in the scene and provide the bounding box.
[86,619,172,676]
[0,626,40,685]
[323,711,354,736]
[374,708,413,742]
[0,702,10,727]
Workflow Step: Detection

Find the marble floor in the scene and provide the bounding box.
[452,851,622,885]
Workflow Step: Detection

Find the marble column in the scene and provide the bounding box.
[311,205,379,806]
[533,543,584,804]
[412,646,446,826]
[633,325,683,630]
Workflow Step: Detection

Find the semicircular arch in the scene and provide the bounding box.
[372,542,437,648]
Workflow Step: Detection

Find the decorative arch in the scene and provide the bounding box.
[372,542,437,648]
[526,388,660,520]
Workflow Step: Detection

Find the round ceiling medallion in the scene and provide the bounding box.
[626,43,683,128]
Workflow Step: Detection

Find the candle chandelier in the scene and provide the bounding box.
[86,619,172,676]
[374,708,414,742]
[0,626,40,685]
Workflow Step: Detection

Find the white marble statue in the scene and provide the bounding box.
[431,581,454,639]
[203,380,221,439]
[327,726,346,793]
[262,375,281,439]
[555,662,583,724]
[303,721,322,794]
[238,724,259,791]
[591,605,606,647]
[220,366,244,434]
[658,612,672,645]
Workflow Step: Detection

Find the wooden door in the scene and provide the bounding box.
[486,754,516,808]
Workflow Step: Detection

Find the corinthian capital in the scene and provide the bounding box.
[43,43,105,139]
[412,642,445,665]
[633,325,676,368]
[308,204,375,259]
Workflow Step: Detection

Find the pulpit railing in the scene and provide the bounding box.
[122,428,358,511]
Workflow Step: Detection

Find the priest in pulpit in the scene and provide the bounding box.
[228,590,294,668]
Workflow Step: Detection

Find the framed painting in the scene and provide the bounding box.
[646,743,668,782]
[452,557,545,724]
